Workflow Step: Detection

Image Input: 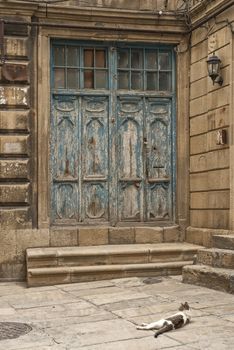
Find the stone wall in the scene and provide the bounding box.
[0,22,34,229]
[189,5,233,229]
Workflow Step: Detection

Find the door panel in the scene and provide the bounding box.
[51,95,79,223]
[117,97,144,221]
[145,99,172,220]
[81,96,109,222]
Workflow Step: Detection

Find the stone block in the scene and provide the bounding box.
[190,59,207,83]
[0,159,29,179]
[198,248,234,269]
[0,135,30,155]
[0,63,29,83]
[0,208,32,229]
[183,265,234,294]
[0,262,25,280]
[190,169,229,192]
[50,228,78,247]
[207,105,229,131]
[0,229,17,264]
[190,133,207,155]
[190,210,229,230]
[5,37,29,58]
[190,114,208,136]
[191,26,207,46]
[163,226,180,242]
[16,229,50,263]
[0,86,30,107]
[186,227,204,246]
[212,235,234,250]
[190,94,207,117]
[0,183,30,204]
[28,271,71,287]
[190,190,229,209]
[191,39,207,64]
[109,227,135,244]
[190,76,207,100]
[190,148,229,173]
[135,227,163,243]
[207,86,229,111]
[79,228,108,246]
[0,110,30,131]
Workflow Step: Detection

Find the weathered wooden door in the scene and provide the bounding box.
[51,43,175,225]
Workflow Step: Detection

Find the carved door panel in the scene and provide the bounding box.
[51,95,79,223]
[81,96,109,222]
[117,97,144,221]
[145,99,172,220]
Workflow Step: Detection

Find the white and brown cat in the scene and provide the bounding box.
[136,302,191,338]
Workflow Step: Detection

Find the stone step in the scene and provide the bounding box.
[212,235,234,250]
[197,248,234,269]
[182,264,234,294]
[26,243,200,269]
[28,260,193,287]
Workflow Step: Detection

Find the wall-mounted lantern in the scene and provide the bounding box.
[207,53,223,86]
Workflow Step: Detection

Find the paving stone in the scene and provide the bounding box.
[167,325,234,349]
[46,319,151,347]
[82,290,150,306]
[76,335,180,350]
[112,276,145,288]
[58,279,114,292]
[1,290,80,309]
[112,301,174,319]
[103,296,161,312]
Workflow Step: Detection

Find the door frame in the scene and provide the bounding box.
[37,28,190,231]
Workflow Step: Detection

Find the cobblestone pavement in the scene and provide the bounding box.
[0,276,234,349]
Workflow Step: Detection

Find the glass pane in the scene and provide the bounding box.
[54,46,65,66]
[118,71,129,89]
[159,72,171,91]
[146,50,157,69]
[54,68,65,88]
[84,49,94,67]
[84,70,94,88]
[96,50,106,68]
[67,47,78,66]
[96,70,107,89]
[159,52,171,70]
[118,50,129,68]
[131,72,142,90]
[131,50,143,69]
[67,69,78,89]
[146,72,157,90]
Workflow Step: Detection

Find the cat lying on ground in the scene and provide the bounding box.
[136,302,191,338]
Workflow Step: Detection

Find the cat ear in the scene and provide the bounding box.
[179,303,184,310]
[184,302,189,309]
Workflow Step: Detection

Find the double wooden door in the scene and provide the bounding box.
[50,42,175,225]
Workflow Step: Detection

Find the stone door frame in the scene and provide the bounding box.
[36,26,190,231]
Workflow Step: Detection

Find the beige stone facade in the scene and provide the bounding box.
[0,0,233,280]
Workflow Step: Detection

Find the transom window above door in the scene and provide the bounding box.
[117,48,172,91]
[52,44,173,92]
[53,46,108,89]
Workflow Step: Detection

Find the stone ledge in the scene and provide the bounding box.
[183,264,234,294]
